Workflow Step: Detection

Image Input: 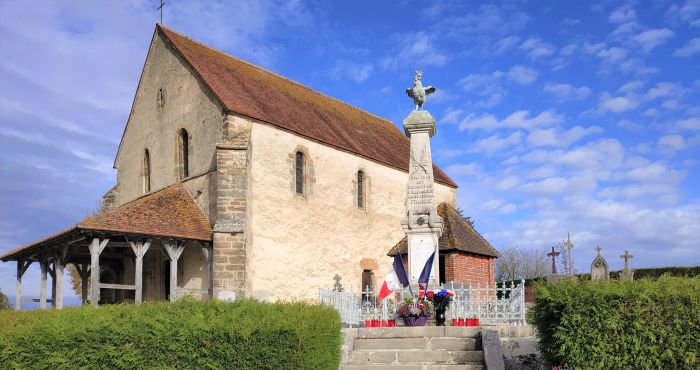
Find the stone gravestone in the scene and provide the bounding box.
[590,246,609,282]
[546,246,561,284]
[619,250,634,282]
[401,71,443,286]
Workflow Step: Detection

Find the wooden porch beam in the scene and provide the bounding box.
[99,283,137,290]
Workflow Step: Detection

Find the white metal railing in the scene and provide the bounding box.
[319,279,526,326]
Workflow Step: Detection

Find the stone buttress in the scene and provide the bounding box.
[213,114,251,300]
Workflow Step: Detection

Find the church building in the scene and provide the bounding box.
[1,25,498,308]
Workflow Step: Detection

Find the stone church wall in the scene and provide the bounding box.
[246,122,457,301]
[113,30,223,222]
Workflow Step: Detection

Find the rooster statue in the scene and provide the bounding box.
[405,70,436,110]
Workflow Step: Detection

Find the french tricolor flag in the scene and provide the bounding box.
[378,253,411,301]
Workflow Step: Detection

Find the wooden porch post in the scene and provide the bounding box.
[201,243,213,299]
[48,262,56,308]
[39,258,48,310]
[163,240,185,302]
[130,239,152,304]
[88,237,109,307]
[53,246,68,309]
[74,263,90,305]
[15,260,31,311]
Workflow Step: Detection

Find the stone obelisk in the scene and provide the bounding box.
[402,71,443,288]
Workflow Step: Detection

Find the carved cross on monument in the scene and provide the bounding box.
[620,250,634,270]
[547,246,560,274]
[595,245,602,255]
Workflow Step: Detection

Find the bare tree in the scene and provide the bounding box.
[495,247,550,281]
[555,234,577,276]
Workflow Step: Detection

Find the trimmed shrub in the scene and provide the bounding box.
[0,290,9,310]
[528,277,700,369]
[0,299,341,369]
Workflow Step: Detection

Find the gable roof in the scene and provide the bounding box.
[156,25,457,188]
[0,184,211,261]
[387,203,500,258]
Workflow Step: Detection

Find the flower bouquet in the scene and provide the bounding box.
[426,289,454,310]
[395,297,431,326]
[426,289,454,326]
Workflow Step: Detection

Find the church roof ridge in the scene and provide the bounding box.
[156,25,395,128]
[156,24,457,188]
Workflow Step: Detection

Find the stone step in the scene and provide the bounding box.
[344,365,484,370]
[357,326,480,339]
[353,337,479,351]
[348,349,484,365]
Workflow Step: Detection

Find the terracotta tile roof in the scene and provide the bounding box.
[157,25,457,188]
[79,183,212,241]
[0,184,211,261]
[387,203,500,258]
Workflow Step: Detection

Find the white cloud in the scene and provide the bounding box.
[329,59,373,82]
[617,80,644,94]
[459,109,562,132]
[527,126,603,148]
[642,108,659,117]
[633,28,674,52]
[674,117,700,131]
[645,82,684,100]
[609,7,636,23]
[507,65,538,84]
[383,31,448,68]
[598,93,639,113]
[543,83,592,100]
[459,71,506,107]
[519,38,555,59]
[472,131,522,154]
[496,36,520,53]
[674,37,700,57]
[520,176,596,196]
[445,163,481,177]
[658,134,688,151]
[441,109,464,124]
[495,176,520,190]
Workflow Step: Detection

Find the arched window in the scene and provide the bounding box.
[143,149,151,193]
[295,151,304,195]
[357,170,365,208]
[178,129,189,179]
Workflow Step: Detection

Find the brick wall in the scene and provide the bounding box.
[443,251,495,286]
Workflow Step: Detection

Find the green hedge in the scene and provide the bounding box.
[0,299,341,369]
[528,277,700,369]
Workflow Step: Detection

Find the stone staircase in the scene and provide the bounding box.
[344,326,485,370]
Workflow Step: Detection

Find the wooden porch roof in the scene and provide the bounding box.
[0,184,212,261]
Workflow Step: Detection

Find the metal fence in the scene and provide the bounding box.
[319,280,526,326]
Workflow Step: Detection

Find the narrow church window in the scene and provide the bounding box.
[357,170,365,208]
[178,129,189,179]
[295,151,304,195]
[143,149,151,193]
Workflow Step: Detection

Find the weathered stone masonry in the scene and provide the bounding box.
[213,114,251,300]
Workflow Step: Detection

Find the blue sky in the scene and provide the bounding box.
[1,0,699,297]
